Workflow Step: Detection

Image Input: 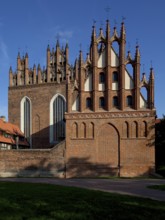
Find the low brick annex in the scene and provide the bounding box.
[7,20,156,178]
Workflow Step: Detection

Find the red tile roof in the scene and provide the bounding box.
[0,119,24,136]
[0,119,29,146]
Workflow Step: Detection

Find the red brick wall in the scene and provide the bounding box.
[0,141,65,177]
[65,111,155,178]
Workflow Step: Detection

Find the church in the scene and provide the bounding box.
[8,20,156,177]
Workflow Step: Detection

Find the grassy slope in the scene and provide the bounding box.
[0,182,165,220]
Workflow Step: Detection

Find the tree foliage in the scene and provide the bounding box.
[155,115,165,175]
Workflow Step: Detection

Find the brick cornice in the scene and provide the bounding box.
[65,110,156,120]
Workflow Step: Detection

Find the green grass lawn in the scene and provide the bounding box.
[147,184,165,191]
[0,182,165,220]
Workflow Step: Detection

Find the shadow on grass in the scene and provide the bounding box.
[0,181,165,220]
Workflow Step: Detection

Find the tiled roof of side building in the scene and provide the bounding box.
[0,119,29,146]
[0,118,24,136]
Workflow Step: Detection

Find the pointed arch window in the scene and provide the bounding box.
[50,94,66,143]
[72,122,78,139]
[88,122,94,139]
[142,121,147,137]
[123,121,129,138]
[81,122,86,138]
[21,97,31,145]
[132,121,138,138]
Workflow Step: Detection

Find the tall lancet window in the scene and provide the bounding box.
[21,97,31,145]
[50,94,66,144]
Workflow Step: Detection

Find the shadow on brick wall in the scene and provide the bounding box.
[31,124,65,149]
[17,157,65,178]
[66,156,119,178]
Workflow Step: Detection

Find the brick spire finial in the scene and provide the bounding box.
[135,45,140,58]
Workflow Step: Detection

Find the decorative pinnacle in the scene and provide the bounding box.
[56,39,60,47]
[106,19,110,36]
[150,67,154,80]
[120,21,126,36]
[9,66,12,72]
[135,45,140,57]
[17,51,20,58]
[66,42,69,49]
[127,51,132,61]
[47,44,50,51]
[92,24,96,38]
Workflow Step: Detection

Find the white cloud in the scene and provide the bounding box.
[49,26,73,44]
[0,38,10,68]
[0,40,9,59]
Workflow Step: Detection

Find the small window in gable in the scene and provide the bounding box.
[86,97,92,109]
[99,72,105,83]
[112,71,118,82]
[113,96,119,107]
[126,96,133,107]
[99,97,105,108]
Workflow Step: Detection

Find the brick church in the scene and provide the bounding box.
[8,20,156,177]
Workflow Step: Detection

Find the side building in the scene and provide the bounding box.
[0,116,29,149]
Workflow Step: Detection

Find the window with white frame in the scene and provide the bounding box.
[20,97,31,145]
[50,94,66,143]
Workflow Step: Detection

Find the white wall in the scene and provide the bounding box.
[125,70,134,89]
[84,73,92,91]
[111,48,119,67]
[72,96,79,111]
[97,50,106,68]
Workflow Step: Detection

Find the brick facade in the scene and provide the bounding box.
[8,20,156,177]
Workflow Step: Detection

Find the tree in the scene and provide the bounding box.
[155,115,165,176]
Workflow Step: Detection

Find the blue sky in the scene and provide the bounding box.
[0,0,164,118]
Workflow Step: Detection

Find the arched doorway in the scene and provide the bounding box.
[97,123,119,176]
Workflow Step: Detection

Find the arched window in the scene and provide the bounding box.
[113,96,119,107]
[99,72,105,83]
[112,71,118,82]
[99,97,105,108]
[126,95,133,107]
[50,94,66,143]
[86,97,92,109]
[21,97,31,145]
